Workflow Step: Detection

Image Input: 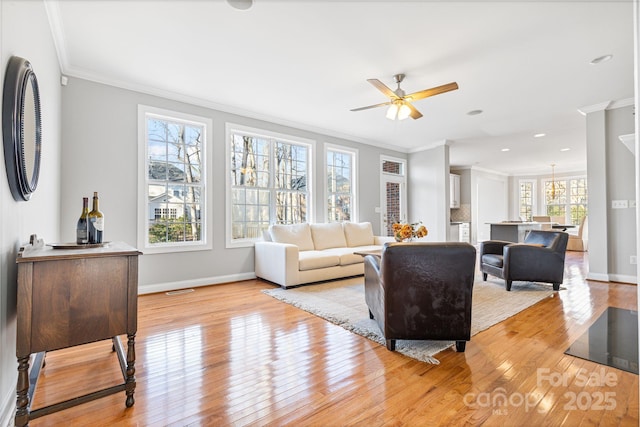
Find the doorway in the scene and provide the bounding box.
[380,157,407,236]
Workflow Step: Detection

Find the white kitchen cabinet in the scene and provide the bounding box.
[450,174,460,209]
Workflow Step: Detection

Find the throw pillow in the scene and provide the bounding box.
[343,222,374,247]
[269,223,314,251]
[310,223,347,250]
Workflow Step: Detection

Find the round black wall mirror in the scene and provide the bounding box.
[2,56,42,201]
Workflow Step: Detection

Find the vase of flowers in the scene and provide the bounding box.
[392,221,428,242]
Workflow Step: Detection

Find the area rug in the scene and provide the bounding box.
[262,276,556,364]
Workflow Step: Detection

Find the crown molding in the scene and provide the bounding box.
[578,97,635,115]
[577,101,612,116]
[407,139,451,154]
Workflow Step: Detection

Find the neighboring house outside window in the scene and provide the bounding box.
[226,124,314,247]
[518,180,535,221]
[544,176,587,225]
[326,145,357,222]
[138,105,212,253]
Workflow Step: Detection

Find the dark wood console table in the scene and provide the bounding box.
[14,241,141,426]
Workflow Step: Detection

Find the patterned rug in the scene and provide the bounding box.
[263,276,557,364]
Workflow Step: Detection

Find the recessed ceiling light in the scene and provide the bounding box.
[534,133,546,138]
[590,54,613,65]
[227,0,253,10]
[560,148,571,152]
[467,109,483,116]
[501,148,510,152]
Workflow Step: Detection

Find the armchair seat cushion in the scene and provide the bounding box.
[481,254,503,268]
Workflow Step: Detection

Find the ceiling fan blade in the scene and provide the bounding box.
[367,79,399,99]
[406,102,423,120]
[350,101,392,112]
[405,82,459,102]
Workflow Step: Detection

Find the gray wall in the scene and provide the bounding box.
[605,105,636,281]
[586,103,636,283]
[60,77,405,293]
[0,0,62,423]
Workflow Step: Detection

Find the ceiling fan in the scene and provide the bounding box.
[351,74,458,120]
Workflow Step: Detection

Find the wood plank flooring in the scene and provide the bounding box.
[27,251,638,426]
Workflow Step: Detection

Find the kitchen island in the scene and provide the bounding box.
[487,222,543,243]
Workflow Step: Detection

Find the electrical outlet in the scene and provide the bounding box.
[631,255,637,265]
[612,200,629,209]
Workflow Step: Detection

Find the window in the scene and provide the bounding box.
[518,180,535,221]
[380,156,407,236]
[326,145,357,222]
[227,124,313,247]
[138,106,211,253]
[544,176,587,225]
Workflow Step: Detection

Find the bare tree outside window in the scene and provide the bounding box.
[146,118,204,244]
[230,131,310,240]
[327,149,353,222]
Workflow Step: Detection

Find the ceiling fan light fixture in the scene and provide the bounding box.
[398,103,411,120]
[386,103,399,120]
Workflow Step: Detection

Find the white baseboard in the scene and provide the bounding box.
[607,274,637,285]
[0,387,15,427]
[587,272,638,284]
[138,272,257,295]
[586,272,612,282]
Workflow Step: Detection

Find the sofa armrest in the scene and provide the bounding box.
[254,241,300,288]
[374,236,395,245]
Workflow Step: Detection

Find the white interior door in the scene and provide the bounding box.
[476,177,508,242]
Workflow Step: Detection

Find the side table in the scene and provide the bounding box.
[14,241,141,426]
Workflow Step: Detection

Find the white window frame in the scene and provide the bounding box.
[225,123,315,248]
[542,174,588,224]
[137,105,213,254]
[324,144,358,223]
[517,179,537,221]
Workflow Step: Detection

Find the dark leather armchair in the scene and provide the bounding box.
[364,242,476,352]
[480,230,568,291]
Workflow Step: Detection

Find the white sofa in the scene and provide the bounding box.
[254,222,393,288]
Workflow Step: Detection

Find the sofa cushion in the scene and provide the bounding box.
[344,222,375,247]
[310,223,347,250]
[269,223,314,251]
[298,251,340,271]
[322,247,364,266]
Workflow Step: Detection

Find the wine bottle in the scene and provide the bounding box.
[76,197,89,244]
[88,191,104,244]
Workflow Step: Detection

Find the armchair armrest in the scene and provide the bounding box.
[254,241,300,288]
[503,244,565,283]
[364,254,384,322]
[480,240,512,256]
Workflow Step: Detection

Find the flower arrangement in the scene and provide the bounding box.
[392,221,428,242]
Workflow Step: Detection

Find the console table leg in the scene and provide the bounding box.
[125,333,136,407]
[15,356,30,427]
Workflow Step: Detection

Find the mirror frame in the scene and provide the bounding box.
[2,56,42,201]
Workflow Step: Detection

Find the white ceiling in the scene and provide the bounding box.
[46,0,635,175]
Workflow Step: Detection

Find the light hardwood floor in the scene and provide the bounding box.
[28,251,638,426]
